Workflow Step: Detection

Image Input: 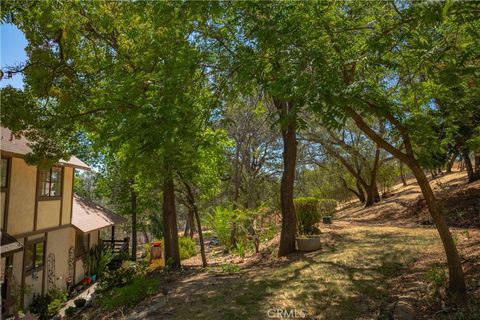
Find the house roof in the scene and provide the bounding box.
[72,195,127,233]
[1,230,23,257]
[0,127,91,170]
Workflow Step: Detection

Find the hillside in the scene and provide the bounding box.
[337,171,480,228]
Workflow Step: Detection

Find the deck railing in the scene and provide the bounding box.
[101,238,129,255]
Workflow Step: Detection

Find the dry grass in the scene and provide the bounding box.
[89,171,480,320]
[125,223,464,320]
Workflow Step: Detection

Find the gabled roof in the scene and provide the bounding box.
[0,127,90,170]
[72,195,126,233]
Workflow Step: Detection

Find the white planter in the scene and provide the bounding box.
[296,235,321,252]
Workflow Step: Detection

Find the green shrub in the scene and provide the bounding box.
[142,243,151,261]
[294,197,322,235]
[294,197,336,234]
[234,242,246,258]
[47,298,63,317]
[179,237,197,260]
[96,248,114,277]
[74,298,86,308]
[204,206,234,247]
[204,207,259,253]
[30,289,67,320]
[97,261,146,293]
[65,306,76,317]
[99,277,160,311]
[49,288,67,304]
[317,199,336,217]
[29,294,50,320]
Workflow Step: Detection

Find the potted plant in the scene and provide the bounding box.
[294,197,322,251]
[74,298,86,308]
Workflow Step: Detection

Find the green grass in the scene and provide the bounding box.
[99,276,160,311]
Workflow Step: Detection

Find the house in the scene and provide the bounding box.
[0,127,126,313]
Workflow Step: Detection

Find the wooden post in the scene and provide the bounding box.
[111,225,115,243]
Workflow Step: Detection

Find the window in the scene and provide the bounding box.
[38,167,63,198]
[24,241,45,273]
[75,231,90,258]
[1,158,8,188]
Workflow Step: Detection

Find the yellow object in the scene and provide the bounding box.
[149,258,165,271]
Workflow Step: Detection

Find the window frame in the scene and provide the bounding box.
[24,239,46,275]
[1,158,9,191]
[75,231,90,259]
[37,166,63,200]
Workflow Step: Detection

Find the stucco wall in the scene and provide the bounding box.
[46,227,75,292]
[74,259,84,284]
[90,231,99,246]
[36,200,61,230]
[62,167,74,225]
[10,239,24,291]
[8,158,36,234]
[24,270,43,306]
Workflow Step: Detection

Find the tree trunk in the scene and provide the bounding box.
[446,152,457,173]
[142,224,150,245]
[163,174,181,268]
[461,148,476,183]
[193,206,207,267]
[275,99,297,257]
[409,162,466,298]
[364,188,376,207]
[474,151,480,180]
[344,105,466,298]
[183,182,207,267]
[130,187,138,261]
[340,176,365,203]
[366,147,382,206]
[356,179,366,203]
[183,220,190,238]
[184,210,195,238]
[399,161,407,186]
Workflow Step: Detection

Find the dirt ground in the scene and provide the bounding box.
[337,171,480,228]
[89,171,480,320]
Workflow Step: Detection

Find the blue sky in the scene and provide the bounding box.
[1,23,27,88]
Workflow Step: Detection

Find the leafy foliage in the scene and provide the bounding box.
[29,289,67,320]
[179,237,197,260]
[294,198,322,235]
[97,261,146,293]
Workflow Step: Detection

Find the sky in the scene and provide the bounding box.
[1,23,27,89]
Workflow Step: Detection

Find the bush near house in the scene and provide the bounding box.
[97,261,146,293]
[29,289,67,320]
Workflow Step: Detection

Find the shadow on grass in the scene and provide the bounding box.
[139,227,438,320]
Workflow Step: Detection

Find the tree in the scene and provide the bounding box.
[301,1,471,297]
[303,119,387,207]
[1,1,222,268]
[206,2,320,256]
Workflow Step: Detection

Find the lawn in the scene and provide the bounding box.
[127,223,446,320]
